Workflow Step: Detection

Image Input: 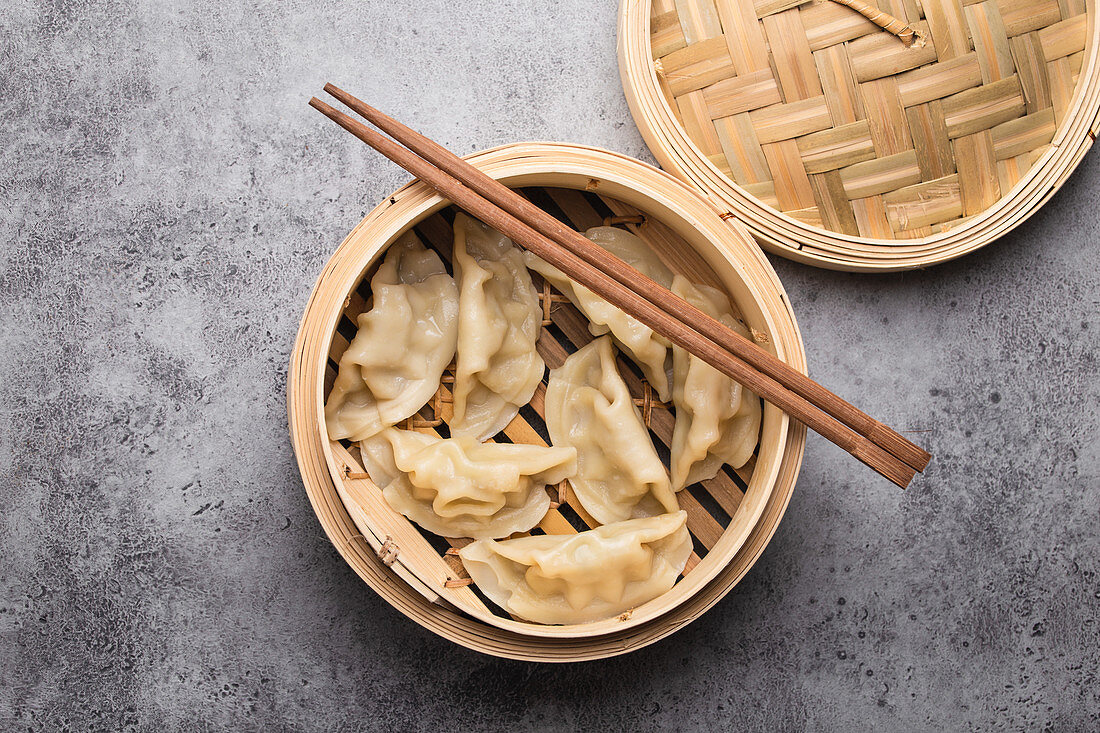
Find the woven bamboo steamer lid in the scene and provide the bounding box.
[619,0,1100,271]
[288,143,807,660]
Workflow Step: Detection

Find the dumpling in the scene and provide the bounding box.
[325,231,458,441]
[669,275,762,490]
[544,336,679,524]
[459,511,692,625]
[524,226,675,401]
[450,213,544,441]
[359,427,576,539]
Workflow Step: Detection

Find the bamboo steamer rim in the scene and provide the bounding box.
[315,145,792,640]
[288,142,808,660]
[618,0,1100,272]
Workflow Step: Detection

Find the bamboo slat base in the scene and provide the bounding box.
[288,143,807,660]
[620,0,1100,271]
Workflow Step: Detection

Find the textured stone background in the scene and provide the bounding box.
[2,1,1098,730]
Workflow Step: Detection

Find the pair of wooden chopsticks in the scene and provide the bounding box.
[309,84,931,488]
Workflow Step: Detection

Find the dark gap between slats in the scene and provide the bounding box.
[541,320,578,357]
[518,403,551,444]
[341,310,362,335]
[435,549,508,620]
[583,191,618,220]
[686,483,732,527]
[649,431,672,465]
[415,210,454,237]
[468,584,511,620]
[352,257,382,305]
[614,352,648,387]
[688,532,709,561]
[723,463,750,493]
[555,501,592,533]
[353,284,374,312]
[335,313,358,346]
[519,187,581,230]
[420,529,451,557]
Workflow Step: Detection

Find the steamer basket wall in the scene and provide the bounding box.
[289,143,808,660]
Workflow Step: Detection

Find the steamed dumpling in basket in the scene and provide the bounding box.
[544,336,679,525]
[459,511,692,625]
[669,275,762,491]
[325,231,458,441]
[360,427,576,540]
[450,213,544,441]
[525,226,675,401]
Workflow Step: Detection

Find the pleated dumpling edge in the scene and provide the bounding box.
[669,275,762,491]
[524,225,674,401]
[360,427,576,540]
[324,231,458,442]
[544,335,679,525]
[458,511,692,625]
[450,213,544,442]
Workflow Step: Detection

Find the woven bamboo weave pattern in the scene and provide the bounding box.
[650,0,1089,239]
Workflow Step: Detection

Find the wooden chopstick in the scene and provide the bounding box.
[320,84,931,476]
[308,96,921,489]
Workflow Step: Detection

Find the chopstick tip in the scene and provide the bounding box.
[851,439,917,489]
[324,83,357,110]
[308,96,335,116]
[868,423,932,473]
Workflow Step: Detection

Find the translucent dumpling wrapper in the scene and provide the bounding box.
[524,225,675,401]
[451,213,544,441]
[325,231,458,441]
[360,427,576,540]
[669,275,762,490]
[459,511,692,625]
[544,335,679,525]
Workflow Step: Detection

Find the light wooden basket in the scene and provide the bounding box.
[619,0,1100,271]
[288,143,807,660]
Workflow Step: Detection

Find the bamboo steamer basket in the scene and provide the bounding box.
[619,0,1100,271]
[288,143,807,660]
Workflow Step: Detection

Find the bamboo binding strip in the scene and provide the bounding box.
[288,143,807,660]
[619,0,1100,271]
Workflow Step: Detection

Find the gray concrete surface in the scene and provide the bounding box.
[2,1,1098,730]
